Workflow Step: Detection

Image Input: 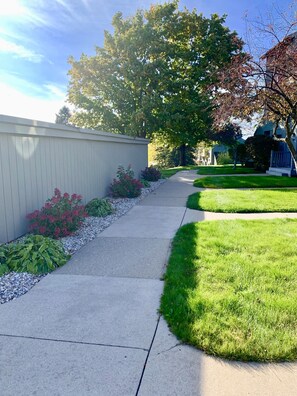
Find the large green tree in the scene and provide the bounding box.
[68,1,243,163]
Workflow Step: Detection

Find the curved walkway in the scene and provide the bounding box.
[0,170,297,395]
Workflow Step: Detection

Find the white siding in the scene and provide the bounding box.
[0,115,148,243]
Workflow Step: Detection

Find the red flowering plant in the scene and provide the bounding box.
[27,188,87,239]
[110,165,143,198]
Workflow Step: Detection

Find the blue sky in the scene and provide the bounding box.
[0,0,294,122]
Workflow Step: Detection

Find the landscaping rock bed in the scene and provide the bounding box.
[0,180,165,304]
[0,272,45,304]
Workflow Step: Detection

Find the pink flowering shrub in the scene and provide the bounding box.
[110,165,143,198]
[27,188,87,238]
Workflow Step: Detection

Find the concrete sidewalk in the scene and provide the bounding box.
[1,170,297,395]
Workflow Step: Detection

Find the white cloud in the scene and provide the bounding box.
[0,1,62,31]
[0,0,116,34]
[4,0,86,30]
[0,0,26,16]
[55,0,75,14]
[0,82,66,123]
[0,38,44,63]
[44,84,67,99]
[0,1,49,28]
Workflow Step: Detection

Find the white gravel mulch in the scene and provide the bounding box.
[0,180,165,304]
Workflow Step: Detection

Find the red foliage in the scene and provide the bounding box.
[27,188,87,239]
[110,165,143,198]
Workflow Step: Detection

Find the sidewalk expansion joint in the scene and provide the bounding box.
[135,314,161,396]
[0,333,148,352]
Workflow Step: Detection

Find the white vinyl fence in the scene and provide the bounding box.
[0,115,148,243]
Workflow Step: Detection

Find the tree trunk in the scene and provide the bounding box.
[285,137,297,175]
[285,121,297,176]
[233,147,237,169]
[179,144,186,166]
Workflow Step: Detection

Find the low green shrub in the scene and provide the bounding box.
[0,264,9,276]
[140,178,151,188]
[85,198,114,217]
[141,166,161,181]
[110,165,143,198]
[27,188,87,238]
[0,245,9,276]
[217,152,232,165]
[6,235,70,274]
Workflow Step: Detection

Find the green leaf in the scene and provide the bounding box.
[5,235,70,274]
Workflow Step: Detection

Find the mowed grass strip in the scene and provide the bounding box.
[161,165,199,178]
[187,189,297,213]
[194,175,297,189]
[197,165,260,175]
[160,220,297,362]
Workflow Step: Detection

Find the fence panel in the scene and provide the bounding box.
[0,115,148,243]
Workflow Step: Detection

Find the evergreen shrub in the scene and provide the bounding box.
[85,198,114,217]
[141,166,161,181]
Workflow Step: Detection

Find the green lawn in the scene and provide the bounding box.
[187,189,297,213]
[197,165,260,175]
[194,175,297,189]
[160,165,199,178]
[160,220,297,362]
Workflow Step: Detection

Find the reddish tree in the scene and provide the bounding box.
[212,13,297,169]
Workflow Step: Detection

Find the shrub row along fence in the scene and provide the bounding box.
[0,115,148,243]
